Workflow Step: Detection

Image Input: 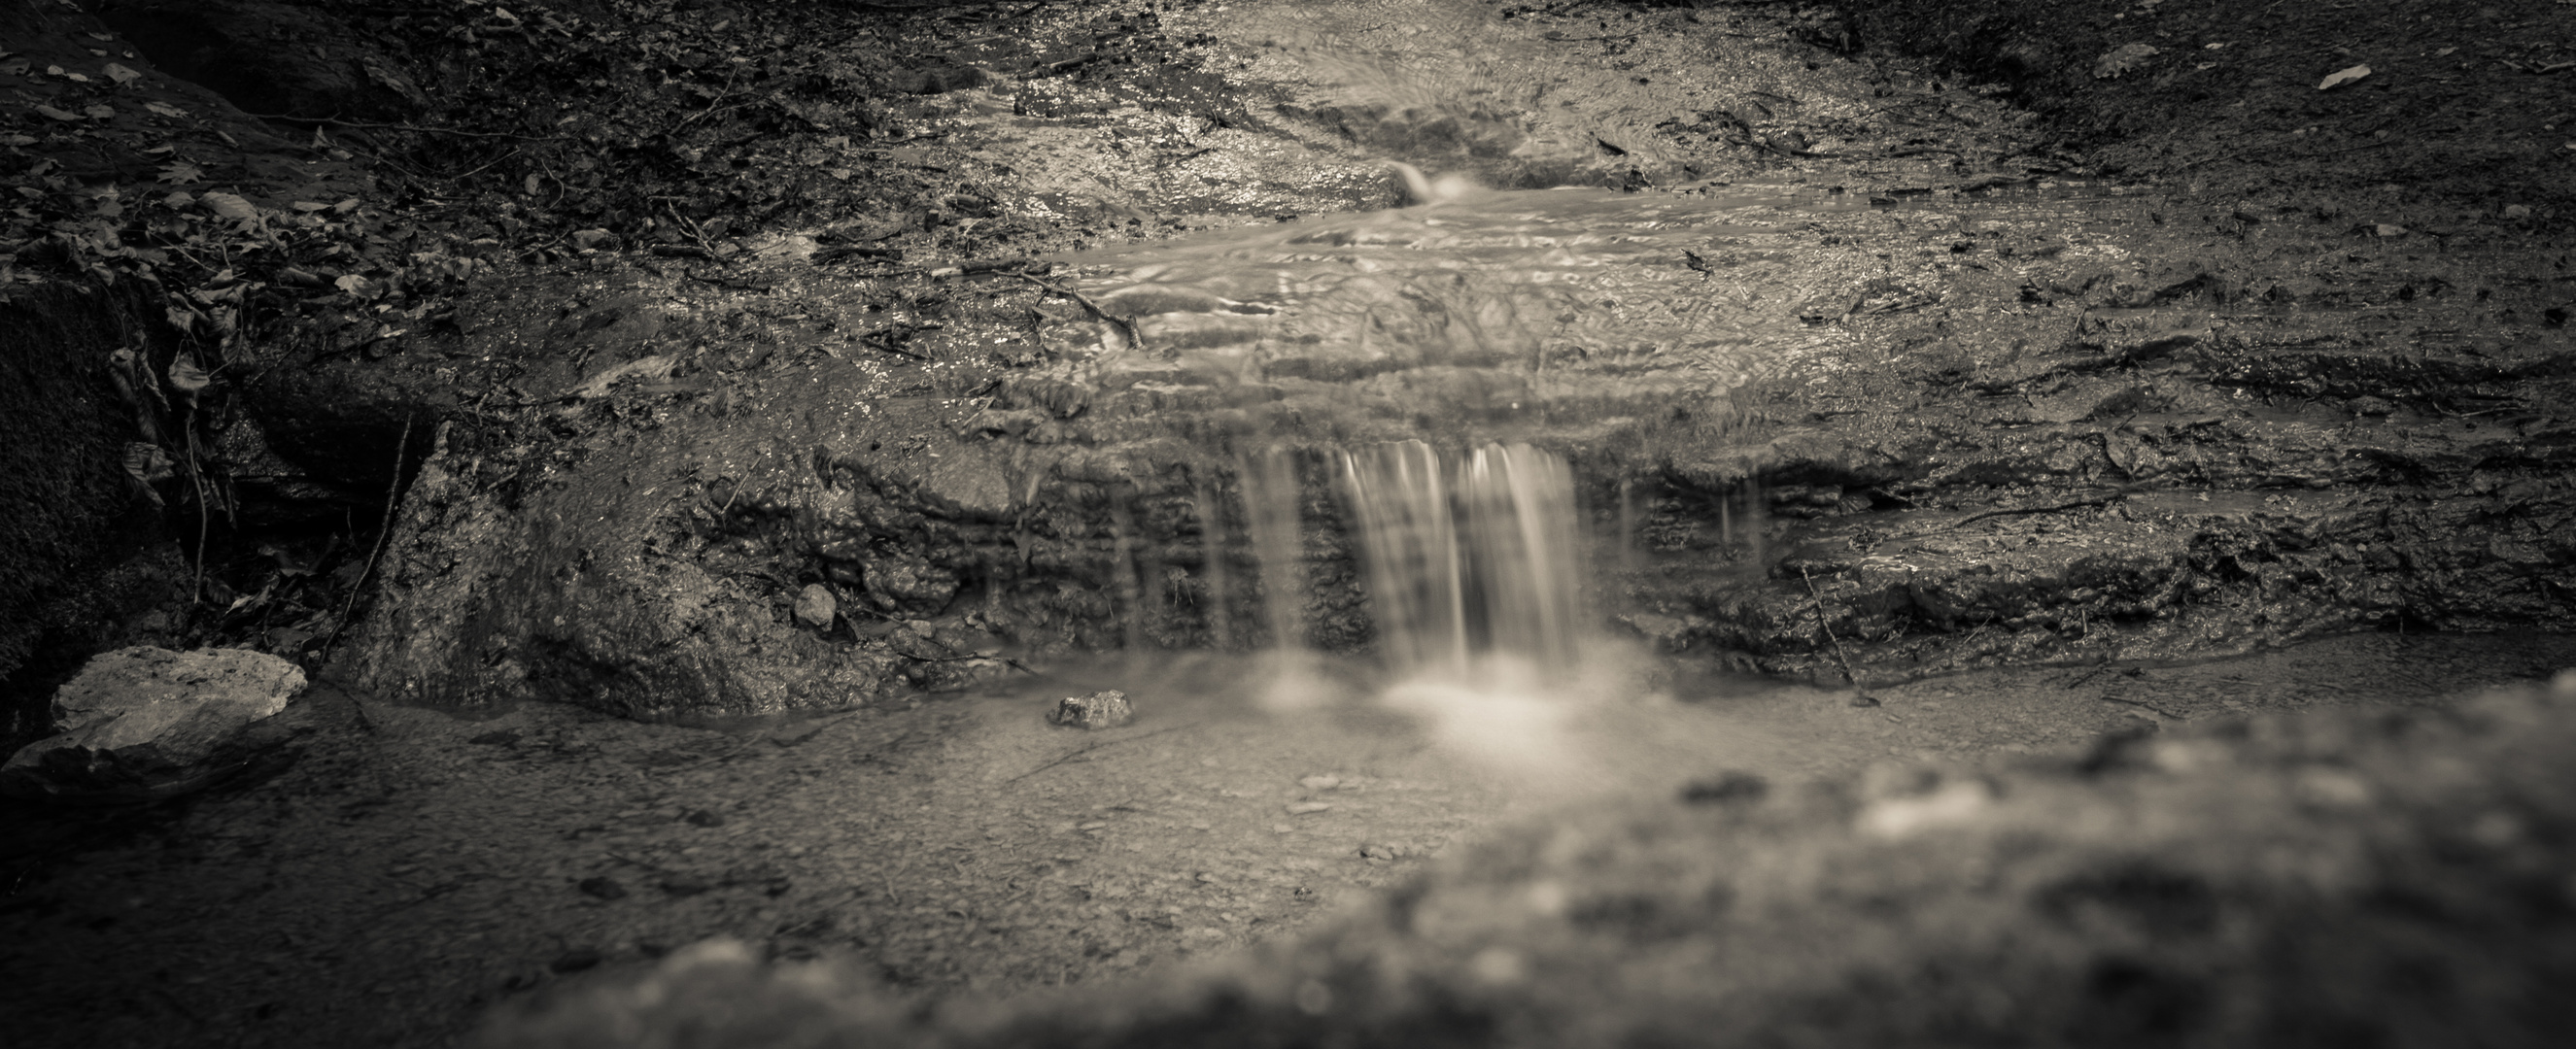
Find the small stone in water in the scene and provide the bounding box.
[1298,774,1341,791]
[1048,690,1132,729]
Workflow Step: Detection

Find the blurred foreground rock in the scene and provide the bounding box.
[484,671,2576,1049]
[0,647,305,802]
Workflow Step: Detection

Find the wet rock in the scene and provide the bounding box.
[1048,690,1133,729]
[793,585,838,629]
[350,422,910,720]
[0,646,305,801]
[863,554,960,615]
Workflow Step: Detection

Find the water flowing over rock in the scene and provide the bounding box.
[1,646,305,801]
[1339,440,1586,682]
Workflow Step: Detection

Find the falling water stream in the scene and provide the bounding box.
[1038,184,1875,695]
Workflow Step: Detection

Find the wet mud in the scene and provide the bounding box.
[8,631,2573,1048]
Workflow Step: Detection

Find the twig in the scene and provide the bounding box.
[1952,497,2114,529]
[671,67,745,133]
[1800,565,1874,705]
[320,413,417,674]
[2099,694,2186,721]
[857,330,935,361]
[1007,724,1192,783]
[1012,273,1144,354]
[240,112,560,141]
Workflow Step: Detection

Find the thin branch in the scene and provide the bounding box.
[318,412,417,702]
[1801,565,1874,705]
[1012,272,1144,354]
[241,112,561,141]
[1008,724,1193,782]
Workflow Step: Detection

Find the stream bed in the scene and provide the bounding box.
[7,630,2574,1048]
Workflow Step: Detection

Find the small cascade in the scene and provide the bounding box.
[1237,448,1310,653]
[1338,440,1587,683]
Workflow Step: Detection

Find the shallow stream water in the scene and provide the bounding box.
[9,630,2576,1049]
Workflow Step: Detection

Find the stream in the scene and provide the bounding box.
[6,1,2574,1045]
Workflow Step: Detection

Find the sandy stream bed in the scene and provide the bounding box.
[5,631,2574,1048]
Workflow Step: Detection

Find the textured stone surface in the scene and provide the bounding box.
[2,646,305,801]
[1047,689,1133,730]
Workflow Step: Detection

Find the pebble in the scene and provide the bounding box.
[1285,801,1332,815]
[1297,775,1341,791]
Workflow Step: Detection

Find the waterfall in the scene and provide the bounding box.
[1339,440,1587,683]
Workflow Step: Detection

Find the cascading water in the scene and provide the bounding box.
[1042,176,1858,698]
[1339,440,1586,685]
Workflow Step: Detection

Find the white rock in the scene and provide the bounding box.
[2,647,305,801]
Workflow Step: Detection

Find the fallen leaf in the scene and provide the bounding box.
[144,100,187,118]
[167,357,211,404]
[200,191,258,220]
[123,442,174,501]
[2093,43,2160,79]
[291,200,331,212]
[2318,64,2371,89]
[35,104,81,121]
[2374,223,2408,237]
[83,104,113,120]
[104,62,141,85]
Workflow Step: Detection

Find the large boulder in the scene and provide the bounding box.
[1,646,307,802]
